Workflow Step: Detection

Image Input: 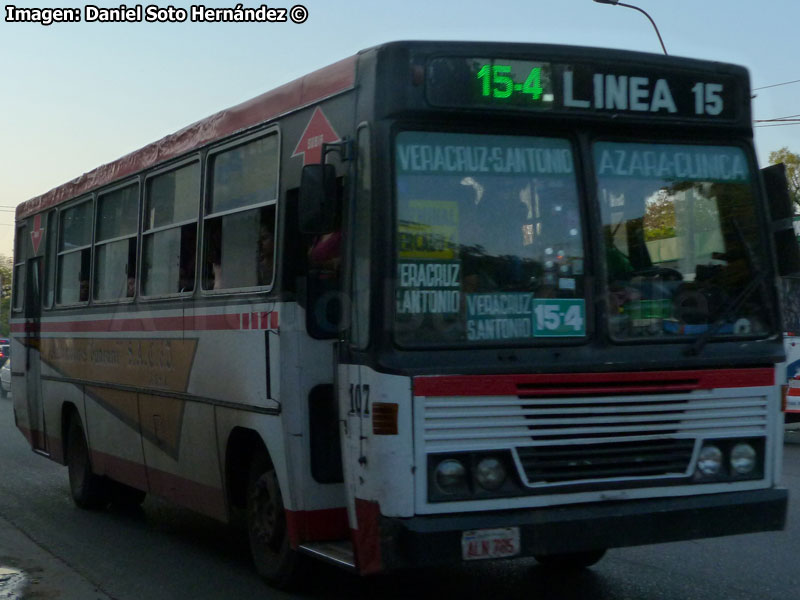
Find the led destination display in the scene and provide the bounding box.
[427,57,740,120]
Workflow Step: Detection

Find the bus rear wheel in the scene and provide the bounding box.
[246,452,308,590]
[66,416,109,510]
[534,549,607,569]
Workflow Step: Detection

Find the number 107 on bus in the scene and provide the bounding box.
[533,299,585,336]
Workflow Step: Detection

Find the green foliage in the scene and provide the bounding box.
[644,193,676,240]
[645,226,676,241]
[768,147,800,212]
[0,296,8,337]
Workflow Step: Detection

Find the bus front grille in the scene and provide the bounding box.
[516,439,695,484]
[422,390,769,485]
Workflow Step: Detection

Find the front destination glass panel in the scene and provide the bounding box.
[394,131,585,346]
[594,142,770,340]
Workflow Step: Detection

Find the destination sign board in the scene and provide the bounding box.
[427,57,740,121]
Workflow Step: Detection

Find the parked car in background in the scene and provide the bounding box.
[0,358,10,398]
[0,344,9,367]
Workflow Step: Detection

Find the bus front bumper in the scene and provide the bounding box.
[378,488,787,570]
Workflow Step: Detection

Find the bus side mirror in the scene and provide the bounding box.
[762,163,800,277]
[299,164,337,234]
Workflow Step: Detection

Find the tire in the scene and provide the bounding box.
[66,416,109,510]
[0,385,6,398]
[246,452,308,590]
[534,549,607,569]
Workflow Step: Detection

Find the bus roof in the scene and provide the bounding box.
[15,40,751,221]
[15,53,356,221]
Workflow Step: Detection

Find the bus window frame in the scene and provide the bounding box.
[200,127,281,296]
[92,179,140,305]
[140,155,202,301]
[11,224,27,313]
[43,210,58,310]
[346,122,372,350]
[55,195,94,308]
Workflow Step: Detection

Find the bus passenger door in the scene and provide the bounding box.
[24,257,46,452]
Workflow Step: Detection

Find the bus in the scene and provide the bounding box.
[10,41,796,588]
[779,273,800,421]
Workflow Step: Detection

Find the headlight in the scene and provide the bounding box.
[434,459,467,494]
[697,445,723,477]
[730,443,757,475]
[475,457,507,491]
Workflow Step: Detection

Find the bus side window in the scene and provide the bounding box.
[94,183,139,301]
[204,206,276,290]
[202,132,278,292]
[56,199,93,305]
[142,161,200,296]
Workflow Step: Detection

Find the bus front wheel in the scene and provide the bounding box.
[246,452,308,590]
[534,549,607,569]
[66,416,109,510]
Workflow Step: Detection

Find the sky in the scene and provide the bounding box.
[2,0,799,258]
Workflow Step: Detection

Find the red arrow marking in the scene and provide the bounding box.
[30,213,45,255]
[292,107,340,165]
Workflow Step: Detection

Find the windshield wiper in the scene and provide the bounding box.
[684,269,767,356]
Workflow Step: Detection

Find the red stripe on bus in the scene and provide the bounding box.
[10,312,279,333]
[16,55,357,220]
[90,448,226,520]
[92,449,149,492]
[144,466,227,521]
[413,368,775,397]
[25,432,226,520]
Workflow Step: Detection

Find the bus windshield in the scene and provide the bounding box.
[393,133,773,346]
[595,141,770,340]
[394,131,586,346]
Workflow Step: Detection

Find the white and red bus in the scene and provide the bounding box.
[10,41,796,587]
[778,276,800,421]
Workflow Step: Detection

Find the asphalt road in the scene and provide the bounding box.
[0,392,798,600]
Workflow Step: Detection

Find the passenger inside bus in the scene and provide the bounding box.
[79,271,90,302]
[257,215,276,286]
[206,205,276,290]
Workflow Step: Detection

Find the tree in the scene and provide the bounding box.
[768,147,800,212]
[644,192,676,241]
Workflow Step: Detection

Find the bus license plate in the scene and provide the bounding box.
[461,527,520,561]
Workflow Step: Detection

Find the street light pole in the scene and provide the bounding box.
[593,0,668,56]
